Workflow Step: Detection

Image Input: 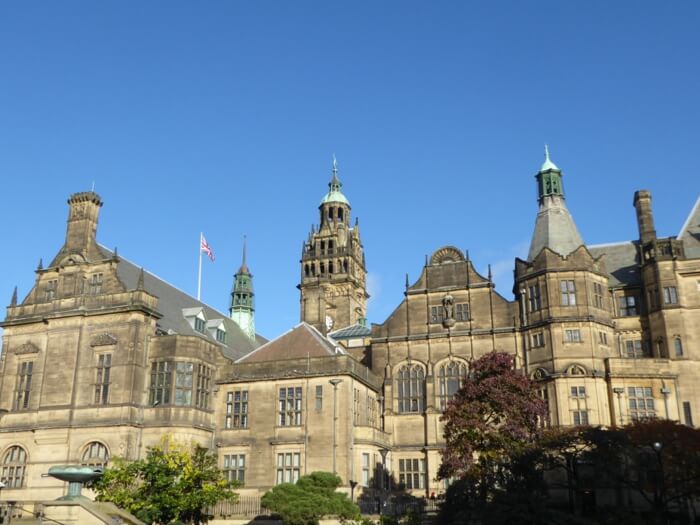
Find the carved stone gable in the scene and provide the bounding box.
[15,342,41,355]
[90,333,118,347]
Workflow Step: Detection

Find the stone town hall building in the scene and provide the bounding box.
[1,151,699,505]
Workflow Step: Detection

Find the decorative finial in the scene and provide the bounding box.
[37,258,44,271]
[405,273,409,290]
[425,254,429,266]
[113,246,118,259]
[137,268,145,290]
[242,235,248,267]
[488,264,493,282]
[10,286,18,306]
[544,144,550,162]
[465,249,470,262]
[332,154,338,176]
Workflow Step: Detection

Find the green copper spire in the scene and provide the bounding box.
[320,155,350,206]
[536,144,565,201]
[230,236,255,340]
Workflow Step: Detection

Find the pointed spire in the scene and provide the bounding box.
[405,273,410,290]
[237,235,250,274]
[10,286,18,306]
[320,155,350,206]
[137,268,145,290]
[528,148,584,260]
[329,154,342,191]
[488,264,493,282]
[37,258,43,271]
[540,144,560,172]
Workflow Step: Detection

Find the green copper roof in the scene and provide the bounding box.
[320,155,350,205]
[540,144,560,172]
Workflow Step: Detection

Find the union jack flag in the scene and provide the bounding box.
[200,234,215,262]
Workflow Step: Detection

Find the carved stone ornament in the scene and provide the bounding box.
[14,342,41,355]
[442,293,456,328]
[90,333,118,347]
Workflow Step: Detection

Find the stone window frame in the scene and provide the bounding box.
[94,353,112,405]
[225,389,249,429]
[572,410,589,426]
[14,360,34,411]
[223,453,246,485]
[81,441,109,468]
[436,359,468,411]
[564,328,582,343]
[617,294,638,316]
[398,458,426,490]
[1,445,28,489]
[528,284,542,312]
[560,280,577,306]
[275,451,301,485]
[628,386,656,421]
[278,386,303,427]
[663,286,678,305]
[396,362,426,414]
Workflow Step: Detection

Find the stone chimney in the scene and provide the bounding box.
[47,191,105,267]
[633,190,657,244]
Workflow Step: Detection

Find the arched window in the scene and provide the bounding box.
[437,360,468,410]
[81,442,109,468]
[1,446,27,488]
[397,364,425,413]
[304,264,310,277]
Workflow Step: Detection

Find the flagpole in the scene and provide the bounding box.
[197,232,203,301]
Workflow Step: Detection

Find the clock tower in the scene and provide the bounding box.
[298,157,368,334]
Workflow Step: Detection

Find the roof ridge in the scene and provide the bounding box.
[588,240,634,249]
[301,322,341,354]
[98,243,232,321]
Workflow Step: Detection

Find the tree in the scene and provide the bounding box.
[89,439,237,524]
[438,352,548,523]
[581,420,700,523]
[261,471,360,525]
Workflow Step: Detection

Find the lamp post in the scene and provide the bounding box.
[328,378,343,476]
[651,441,666,524]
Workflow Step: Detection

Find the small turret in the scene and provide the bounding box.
[230,236,256,340]
[527,146,585,260]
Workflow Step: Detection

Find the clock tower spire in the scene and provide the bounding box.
[298,157,368,334]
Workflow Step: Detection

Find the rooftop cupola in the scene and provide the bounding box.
[319,156,350,227]
[527,146,584,260]
[230,236,256,340]
[536,144,565,202]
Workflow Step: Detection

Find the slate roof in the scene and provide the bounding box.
[588,241,641,287]
[678,196,700,258]
[99,246,264,361]
[237,322,343,363]
[328,323,371,339]
[528,196,585,261]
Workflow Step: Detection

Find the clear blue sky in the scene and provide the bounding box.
[1,1,698,339]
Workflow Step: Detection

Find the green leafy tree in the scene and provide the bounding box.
[89,439,237,524]
[261,471,360,525]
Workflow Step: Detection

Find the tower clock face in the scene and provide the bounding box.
[325,315,334,331]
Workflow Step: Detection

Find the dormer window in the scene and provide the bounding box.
[216,328,226,343]
[194,317,206,333]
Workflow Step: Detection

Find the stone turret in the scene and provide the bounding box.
[230,237,256,340]
[527,146,584,261]
[51,191,106,266]
[299,157,368,334]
